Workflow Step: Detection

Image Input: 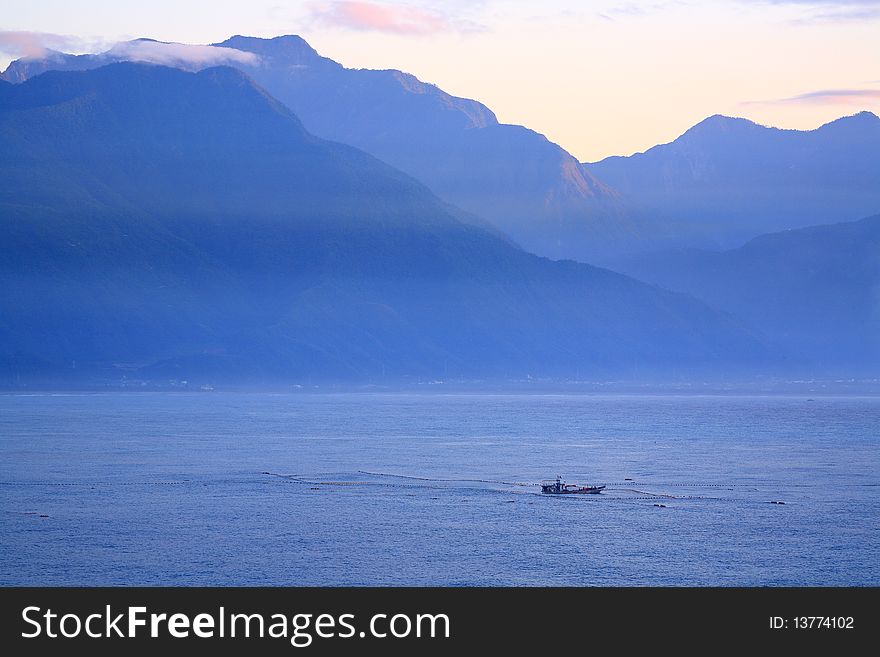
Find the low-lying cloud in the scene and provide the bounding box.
[0,32,258,70]
[107,40,259,67]
[0,31,88,59]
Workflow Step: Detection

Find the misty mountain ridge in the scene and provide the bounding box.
[0,62,772,384]
[586,111,880,250]
[3,42,877,381]
[5,37,880,263]
[217,34,501,131]
[6,36,879,261]
[1,35,635,263]
[614,213,880,373]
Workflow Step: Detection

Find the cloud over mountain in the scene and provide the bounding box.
[107,40,259,67]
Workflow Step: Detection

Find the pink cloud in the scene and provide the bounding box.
[0,31,82,59]
[309,1,453,35]
[744,88,880,106]
[781,89,880,105]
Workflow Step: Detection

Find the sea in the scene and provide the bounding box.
[1,392,877,585]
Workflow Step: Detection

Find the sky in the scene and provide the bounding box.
[1,0,878,161]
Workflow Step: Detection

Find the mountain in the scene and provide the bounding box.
[0,63,770,384]
[217,36,640,261]
[0,38,256,81]
[2,36,635,263]
[586,113,880,250]
[614,215,880,373]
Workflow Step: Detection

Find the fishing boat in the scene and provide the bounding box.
[541,475,605,495]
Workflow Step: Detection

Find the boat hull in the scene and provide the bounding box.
[541,485,605,495]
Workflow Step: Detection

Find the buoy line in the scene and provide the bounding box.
[262,472,771,504]
[357,470,535,487]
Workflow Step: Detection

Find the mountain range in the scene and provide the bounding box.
[0,36,636,262]
[0,63,770,384]
[586,112,880,251]
[3,36,878,383]
[614,214,880,373]
[5,36,879,262]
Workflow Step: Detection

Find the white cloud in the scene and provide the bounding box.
[107,40,259,68]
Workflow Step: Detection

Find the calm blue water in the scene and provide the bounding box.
[1,392,877,585]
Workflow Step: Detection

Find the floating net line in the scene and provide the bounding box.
[261,471,791,504]
[0,471,801,505]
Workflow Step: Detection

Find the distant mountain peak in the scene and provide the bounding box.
[690,110,879,136]
[852,109,879,120]
[214,34,325,65]
[229,34,312,47]
[700,113,750,125]
[213,34,499,130]
[684,114,761,136]
[585,107,880,252]
[817,109,880,132]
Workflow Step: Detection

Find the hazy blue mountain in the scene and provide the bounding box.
[614,215,880,372]
[586,113,880,250]
[2,36,635,263]
[0,63,770,384]
[216,35,638,261]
